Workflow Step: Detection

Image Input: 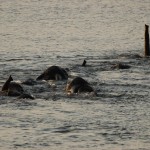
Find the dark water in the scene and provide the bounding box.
[0,0,150,149]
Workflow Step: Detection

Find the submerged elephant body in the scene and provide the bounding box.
[1,75,34,99]
[66,77,95,94]
[1,75,23,94]
[36,66,68,81]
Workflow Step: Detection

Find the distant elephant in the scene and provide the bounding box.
[1,75,34,99]
[66,77,95,94]
[2,75,24,94]
[36,66,68,81]
[111,63,130,69]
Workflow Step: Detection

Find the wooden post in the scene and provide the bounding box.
[145,24,149,56]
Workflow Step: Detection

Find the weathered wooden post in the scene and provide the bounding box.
[145,24,149,56]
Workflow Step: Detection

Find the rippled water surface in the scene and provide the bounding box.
[0,0,150,149]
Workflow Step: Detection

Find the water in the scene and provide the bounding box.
[0,0,150,149]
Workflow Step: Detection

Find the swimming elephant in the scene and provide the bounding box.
[36,66,68,81]
[111,63,130,69]
[1,75,34,99]
[1,75,24,93]
[66,77,95,94]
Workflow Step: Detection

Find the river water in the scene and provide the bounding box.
[0,0,150,150]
